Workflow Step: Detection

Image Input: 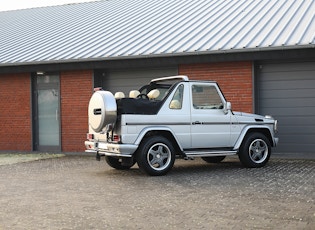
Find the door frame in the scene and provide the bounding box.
[189,82,232,148]
[32,72,61,151]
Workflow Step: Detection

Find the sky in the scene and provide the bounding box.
[0,0,99,12]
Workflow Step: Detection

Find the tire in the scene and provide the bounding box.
[105,156,136,170]
[238,132,271,168]
[136,136,175,176]
[202,156,226,163]
[88,91,117,132]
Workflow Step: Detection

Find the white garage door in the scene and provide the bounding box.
[257,60,315,153]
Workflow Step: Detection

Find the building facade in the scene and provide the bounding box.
[1,0,315,153]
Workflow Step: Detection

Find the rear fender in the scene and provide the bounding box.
[134,126,183,151]
[233,125,274,150]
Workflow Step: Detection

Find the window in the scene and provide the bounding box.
[169,84,184,109]
[192,85,223,109]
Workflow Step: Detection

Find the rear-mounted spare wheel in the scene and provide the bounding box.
[88,91,117,132]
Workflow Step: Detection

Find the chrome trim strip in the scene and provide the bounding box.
[99,152,133,158]
[85,149,134,158]
[126,122,191,125]
[200,122,232,125]
[185,150,237,157]
[236,121,274,125]
[126,121,274,126]
[85,150,97,154]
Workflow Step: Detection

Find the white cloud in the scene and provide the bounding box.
[0,0,99,12]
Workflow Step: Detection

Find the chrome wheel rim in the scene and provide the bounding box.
[147,143,171,171]
[249,139,268,163]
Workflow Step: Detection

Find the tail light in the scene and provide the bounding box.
[87,133,94,140]
[113,134,120,142]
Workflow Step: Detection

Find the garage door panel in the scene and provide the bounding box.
[260,107,315,117]
[259,70,315,80]
[257,61,315,153]
[276,143,315,153]
[276,116,315,126]
[260,62,315,72]
[260,98,315,107]
[275,137,315,153]
[260,79,315,90]
[280,125,315,135]
[280,132,315,141]
[105,67,178,95]
[260,89,315,99]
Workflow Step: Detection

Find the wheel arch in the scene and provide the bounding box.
[134,127,183,155]
[234,126,274,150]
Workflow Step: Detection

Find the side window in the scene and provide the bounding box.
[169,84,184,109]
[192,85,223,109]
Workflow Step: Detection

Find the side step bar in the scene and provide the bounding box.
[184,150,237,158]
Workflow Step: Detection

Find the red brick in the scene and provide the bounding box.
[60,70,93,152]
[0,73,32,151]
[179,61,253,113]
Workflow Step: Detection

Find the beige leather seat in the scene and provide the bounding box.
[114,92,125,99]
[147,89,160,100]
[170,100,181,109]
[129,90,140,98]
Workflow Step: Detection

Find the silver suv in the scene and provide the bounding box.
[85,76,278,176]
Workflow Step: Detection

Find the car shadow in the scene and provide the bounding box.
[99,158,244,177]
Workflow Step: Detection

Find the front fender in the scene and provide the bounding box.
[134,126,184,151]
[233,125,275,150]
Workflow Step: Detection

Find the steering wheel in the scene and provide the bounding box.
[137,93,149,99]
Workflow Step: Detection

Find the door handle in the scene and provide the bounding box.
[193,121,202,125]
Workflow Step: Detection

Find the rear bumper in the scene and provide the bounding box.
[85,141,138,157]
[274,137,279,147]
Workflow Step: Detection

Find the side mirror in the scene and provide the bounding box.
[224,102,231,114]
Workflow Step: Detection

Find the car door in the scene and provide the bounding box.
[190,82,232,148]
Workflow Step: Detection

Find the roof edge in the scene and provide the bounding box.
[1,45,314,68]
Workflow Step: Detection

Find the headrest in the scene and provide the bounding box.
[170,100,181,109]
[147,89,160,99]
[114,92,125,99]
[129,90,140,98]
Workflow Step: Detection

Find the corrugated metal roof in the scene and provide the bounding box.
[0,0,314,66]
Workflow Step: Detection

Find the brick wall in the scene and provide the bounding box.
[60,70,93,152]
[179,61,253,113]
[0,62,252,152]
[0,73,32,151]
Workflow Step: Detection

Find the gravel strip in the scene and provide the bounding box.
[0,153,65,166]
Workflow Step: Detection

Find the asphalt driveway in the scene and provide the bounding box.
[0,154,314,229]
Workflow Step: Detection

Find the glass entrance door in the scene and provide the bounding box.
[33,73,61,151]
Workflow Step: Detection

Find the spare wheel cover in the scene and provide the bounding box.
[88,91,117,132]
